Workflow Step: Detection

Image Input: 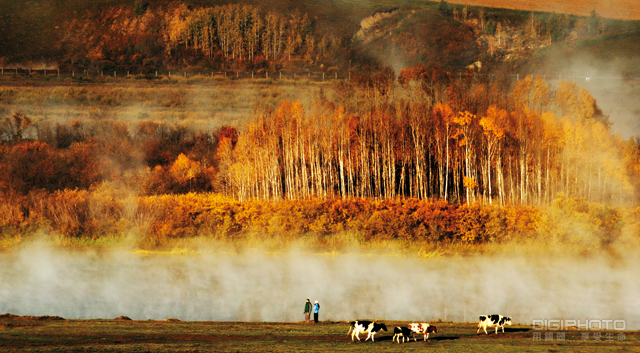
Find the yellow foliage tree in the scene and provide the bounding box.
[170,153,201,183]
[453,110,477,204]
[480,105,507,204]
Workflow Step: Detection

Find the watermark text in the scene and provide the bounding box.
[532,319,626,331]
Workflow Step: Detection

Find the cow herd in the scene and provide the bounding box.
[347,314,512,343]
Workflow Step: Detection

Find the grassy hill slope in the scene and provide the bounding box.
[357,8,483,72]
[431,0,640,21]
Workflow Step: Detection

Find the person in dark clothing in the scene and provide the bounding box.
[313,300,320,323]
[303,299,312,323]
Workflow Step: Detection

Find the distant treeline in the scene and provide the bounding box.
[3,0,637,76]
[58,3,346,73]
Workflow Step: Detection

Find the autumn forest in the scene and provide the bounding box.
[1,0,640,252]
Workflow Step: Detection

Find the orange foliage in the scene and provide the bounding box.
[1,189,632,249]
[0,141,55,195]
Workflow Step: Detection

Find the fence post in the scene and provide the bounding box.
[57,69,59,77]
[252,71,254,79]
[266,71,269,79]
[335,72,337,79]
[73,70,75,77]
[322,72,325,80]
[114,71,117,78]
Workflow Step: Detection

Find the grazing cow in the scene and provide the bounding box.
[426,325,438,339]
[409,322,438,341]
[476,315,512,334]
[347,320,388,342]
[392,326,416,343]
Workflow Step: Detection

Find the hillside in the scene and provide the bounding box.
[0,0,401,67]
[356,8,483,72]
[1,0,638,75]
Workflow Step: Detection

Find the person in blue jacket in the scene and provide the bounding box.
[313,300,320,323]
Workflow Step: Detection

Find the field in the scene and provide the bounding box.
[0,75,329,132]
[0,315,638,352]
[434,0,640,20]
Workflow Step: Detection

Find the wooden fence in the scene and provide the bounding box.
[1,67,638,83]
[0,68,351,82]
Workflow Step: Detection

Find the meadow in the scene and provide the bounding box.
[0,315,638,352]
[0,74,329,133]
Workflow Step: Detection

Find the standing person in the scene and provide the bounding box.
[313,300,320,323]
[303,299,312,323]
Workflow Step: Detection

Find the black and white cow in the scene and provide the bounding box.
[476,315,512,334]
[347,320,388,342]
[392,326,416,343]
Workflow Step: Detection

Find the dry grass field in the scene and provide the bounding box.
[0,316,638,352]
[430,0,640,20]
[0,75,330,133]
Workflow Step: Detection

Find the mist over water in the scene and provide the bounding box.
[0,244,639,328]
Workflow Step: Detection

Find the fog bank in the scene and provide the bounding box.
[0,244,638,328]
